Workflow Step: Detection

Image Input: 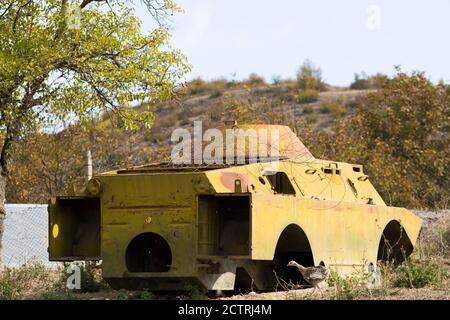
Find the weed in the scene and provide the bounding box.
[209,89,223,99]
[296,89,319,104]
[117,289,129,300]
[0,259,51,300]
[140,289,154,300]
[394,258,440,288]
[327,269,370,300]
[303,105,314,114]
[319,101,346,115]
[57,261,106,293]
[185,283,207,300]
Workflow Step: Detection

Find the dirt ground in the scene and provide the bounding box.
[222,287,450,300]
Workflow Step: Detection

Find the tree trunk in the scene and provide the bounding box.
[0,173,6,268]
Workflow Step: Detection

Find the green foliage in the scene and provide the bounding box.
[309,70,450,208]
[187,78,229,96]
[244,73,266,87]
[442,228,450,253]
[58,262,106,293]
[7,123,131,203]
[327,269,370,300]
[140,289,154,300]
[0,259,51,300]
[319,101,346,116]
[0,0,189,173]
[271,75,282,85]
[296,60,326,91]
[209,89,223,99]
[295,89,319,104]
[187,78,209,95]
[395,259,440,288]
[185,283,207,300]
[117,289,129,300]
[350,72,388,90]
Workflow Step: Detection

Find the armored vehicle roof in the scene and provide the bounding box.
[115,124,313,173]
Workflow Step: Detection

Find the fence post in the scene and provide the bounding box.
[85,150,92,182]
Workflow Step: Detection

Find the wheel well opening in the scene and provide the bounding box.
[234,267,254,293]
[377,220,413,265]
[272,224,314,286]
[125,232,172,272]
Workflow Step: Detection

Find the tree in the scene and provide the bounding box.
[309,70,450,208]
[296,60,326,91]
[6,123,127,204]
[0,0,190,265]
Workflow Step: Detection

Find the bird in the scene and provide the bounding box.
[287,261,330,294]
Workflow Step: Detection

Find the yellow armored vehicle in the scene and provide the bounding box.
[48,124,422,291]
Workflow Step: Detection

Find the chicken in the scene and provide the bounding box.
[287,261,330,294]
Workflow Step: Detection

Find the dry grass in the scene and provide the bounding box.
[1,211,448,300]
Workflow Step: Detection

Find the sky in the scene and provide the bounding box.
[136,0,450,86]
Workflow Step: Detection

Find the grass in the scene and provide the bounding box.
[295,89,319,104]
[1,214,449,300]
[55,261,106,293]
[117,289,129,300]
[394,258,441,288]
[319,101,346,115]
[185,283,208,300]
[0,259,51,300]
[140,289,154,300]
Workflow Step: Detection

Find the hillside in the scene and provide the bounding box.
[127,84,370,164]
[6,72,450,210]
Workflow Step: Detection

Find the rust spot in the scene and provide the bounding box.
[220,172,250,192]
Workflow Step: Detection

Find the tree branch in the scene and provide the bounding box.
[0,1,15,19]
[80,0,105,9]
[0,127,13,176]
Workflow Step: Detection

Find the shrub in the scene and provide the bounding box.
[209,89,223,99]
[271,74,282,85]
[140,289,154,300]
[244,73,266,87]
[296,60,326,91]
[327,269,370,300]
[187,77,209,95]
[296,89,319,104]
[57,262,106,293]
[319,104,331,114]
[304,113,319,124]
[303,105,314,114]
[185,283,207,300]
[442,227,450,255]
[187,78,228,96]
[319,101,346,116]
[350,72,388,90]
[0,260,51,300]
[309,70,450,209]
[117,289,129,300]
[394,259,440,288]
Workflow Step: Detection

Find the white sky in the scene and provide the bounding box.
[136,0,450,86]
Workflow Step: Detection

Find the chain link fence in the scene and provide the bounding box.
[2,204,60,268]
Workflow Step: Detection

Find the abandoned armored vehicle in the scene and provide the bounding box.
[48,124,422,291]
